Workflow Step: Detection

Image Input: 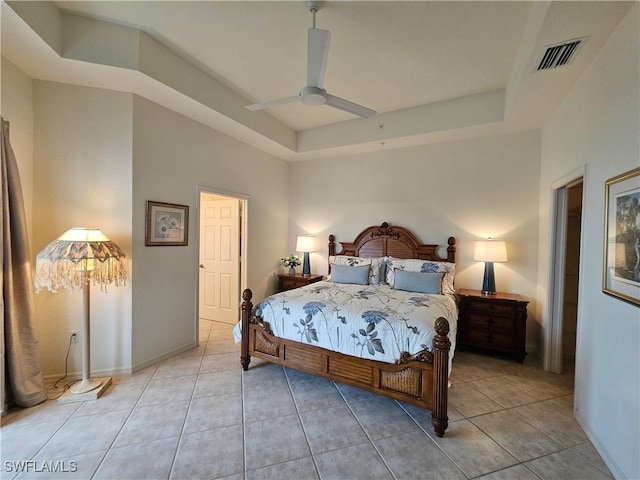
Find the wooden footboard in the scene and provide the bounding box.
[240,289,451,436]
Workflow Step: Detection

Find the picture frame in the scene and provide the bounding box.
[603,167,640,306]
[145,201,189,246]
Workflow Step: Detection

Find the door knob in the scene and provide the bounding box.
[199,264,205,268]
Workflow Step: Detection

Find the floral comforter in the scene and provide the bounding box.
[233,281,457,365]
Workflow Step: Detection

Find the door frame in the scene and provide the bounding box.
[544,166,585,373]
[196,186,249,332]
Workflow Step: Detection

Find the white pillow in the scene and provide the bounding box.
[385,257,456,295]
[329,256,384,285]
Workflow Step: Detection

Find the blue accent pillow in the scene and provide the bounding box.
[330,264,370,285]
[393,270,444,294]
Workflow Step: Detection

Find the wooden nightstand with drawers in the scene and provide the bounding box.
[457,289,529,363]
[277,273,323,293]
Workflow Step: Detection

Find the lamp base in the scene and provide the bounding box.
[70,378,103,394]
[302,252,311,276]
[481,262,497,295]
[58,377,112,404]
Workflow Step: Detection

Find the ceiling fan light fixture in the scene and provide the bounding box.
[300,86,327,106]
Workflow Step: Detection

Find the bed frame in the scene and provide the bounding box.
[240,222,456,436]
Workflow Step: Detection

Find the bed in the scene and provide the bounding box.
[237,222,457,436]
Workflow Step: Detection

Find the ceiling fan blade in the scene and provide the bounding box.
[245,95,300,111]
[325,93,376,118]
[307,28,331,88]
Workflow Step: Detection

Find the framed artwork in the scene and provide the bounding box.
[603,167,640,306]
[145,201,189,246]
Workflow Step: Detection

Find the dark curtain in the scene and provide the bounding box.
[1,117,46,413]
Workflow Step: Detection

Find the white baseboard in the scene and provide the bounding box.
[574,410,625,479]
[130,342,197,373]
[42,342,198,381]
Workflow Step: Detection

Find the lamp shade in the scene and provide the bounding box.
[35,228,127,292]
[473,240,508,263]
[296,235,316,253]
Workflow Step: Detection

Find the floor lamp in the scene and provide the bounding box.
[35,228,127,403]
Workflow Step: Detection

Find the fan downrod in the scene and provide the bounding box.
[309,1,319,27]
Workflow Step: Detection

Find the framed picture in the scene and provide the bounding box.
[145,201,189,246]
[603,167,640,306]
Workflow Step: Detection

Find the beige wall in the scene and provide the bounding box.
[131,96,289,367]
[1,59,34,237]
[32,81,134,377]
[289,130,542,350]
[538,4,639,478]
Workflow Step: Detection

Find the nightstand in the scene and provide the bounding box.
[277,273,323,292]
[457,289,529,363]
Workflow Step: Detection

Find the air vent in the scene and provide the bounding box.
[536,37,587,71]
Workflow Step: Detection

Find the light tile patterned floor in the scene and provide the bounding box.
[1,320,613,480]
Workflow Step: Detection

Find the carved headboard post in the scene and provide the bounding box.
[328,234,336,273]
[446,237,456,263]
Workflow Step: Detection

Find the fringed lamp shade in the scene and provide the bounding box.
[35,228,127,292]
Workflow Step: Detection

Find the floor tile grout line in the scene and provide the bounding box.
[90,363,159,479]
[166,350,205,480]
[568,441,615,478]
[395,401,477,480]
[2,405,78,478]
[10,389,146,479]
[269,371,395,477]
[241,363,314,476]
[525,444,608,471]
[467,409,566,467]
[467,462,544,480]
[332,382,399,480]
[507,401,584,445]
[520,446,614,479]
[451,377,581,460]
[454,376,577,420]
[463,386,598,475]
[400,366,575,479]
[467,375,551,407]
[448,380,506,417]
[278,365,321,479]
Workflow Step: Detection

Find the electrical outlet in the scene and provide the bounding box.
[70,330,79,343]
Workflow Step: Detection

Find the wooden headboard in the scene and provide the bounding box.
[328,222,456,263]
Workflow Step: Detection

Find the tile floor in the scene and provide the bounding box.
[1,319,613,480]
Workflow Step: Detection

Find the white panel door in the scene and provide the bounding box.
[199,196,240,323]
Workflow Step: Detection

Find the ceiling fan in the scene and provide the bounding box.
[245,1,376,118]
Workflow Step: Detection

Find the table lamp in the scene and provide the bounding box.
[34,228,127,402]
[296,235,316,276]
[473,239,507,295]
